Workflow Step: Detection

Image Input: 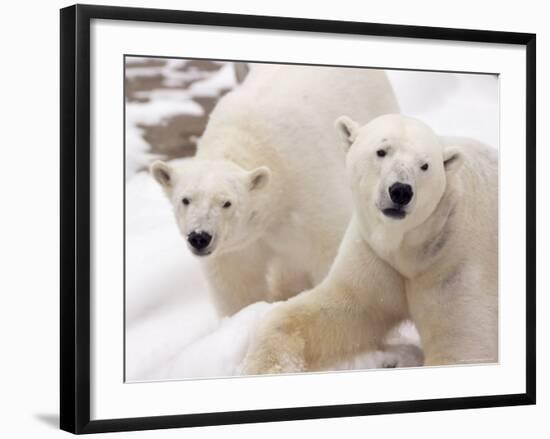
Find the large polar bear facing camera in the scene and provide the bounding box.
[151,64,399,316]
[243,114,498,373]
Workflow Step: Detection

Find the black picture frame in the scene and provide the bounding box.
[60,4,536,434]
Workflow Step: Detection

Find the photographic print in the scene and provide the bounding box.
[124,57,499,382]
[61,5,535,433]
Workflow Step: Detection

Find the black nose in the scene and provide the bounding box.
[187,231,212,251]
[389,182,413,206]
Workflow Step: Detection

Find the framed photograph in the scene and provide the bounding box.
[60,4,536,434]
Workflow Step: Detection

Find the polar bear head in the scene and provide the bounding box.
[150,159,271,257]
[335,114,462,231]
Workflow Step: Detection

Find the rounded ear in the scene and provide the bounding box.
[335,115,360,151]
[150,160,173,189]
[443,146,463,175]
[247,166,271,191]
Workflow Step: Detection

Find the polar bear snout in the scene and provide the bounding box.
[187,230,213,255]
[380,182,414,220]
[389,182,414,206]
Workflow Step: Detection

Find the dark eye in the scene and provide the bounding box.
[182,197,190,205]
[222,201,232,209]
[421,163,429,171]
[376,149,386,158]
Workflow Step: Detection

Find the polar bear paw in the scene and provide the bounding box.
[241,333,306,375]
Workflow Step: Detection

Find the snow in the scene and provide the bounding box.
[124,59,238,179]
[387,70,498,147]
[124,59,203,85]
[125,125,153,180]
[125,62,498,382]
[187,62,237,96]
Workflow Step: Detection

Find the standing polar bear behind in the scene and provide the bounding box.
[151,64,399,316]
[244,114,498,373]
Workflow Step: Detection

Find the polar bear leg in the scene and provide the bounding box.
[203,244,273,317]
[243,218,408,374]
[242,282,367,374]
[407,271,498,365]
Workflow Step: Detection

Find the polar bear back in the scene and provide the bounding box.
[216,64,399,163]
[198,64,399,215]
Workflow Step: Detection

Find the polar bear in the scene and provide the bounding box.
[150,64,399,316]
[243,114,498,373]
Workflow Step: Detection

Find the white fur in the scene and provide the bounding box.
[243,114,498,373]
[151,64,399,316]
